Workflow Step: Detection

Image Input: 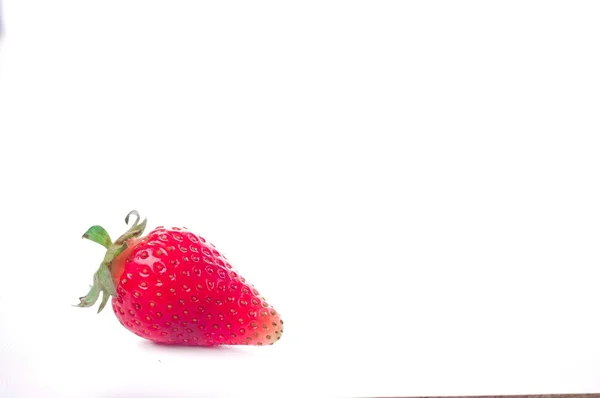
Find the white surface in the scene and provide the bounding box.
[1,1,600,397]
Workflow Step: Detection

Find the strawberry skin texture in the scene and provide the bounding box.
[109,226,283,346]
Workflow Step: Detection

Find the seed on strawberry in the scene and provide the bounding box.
[75,211,283,346]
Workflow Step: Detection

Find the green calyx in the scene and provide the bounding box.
[75,210,147,313]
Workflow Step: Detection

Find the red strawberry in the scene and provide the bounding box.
[76,211,283,346]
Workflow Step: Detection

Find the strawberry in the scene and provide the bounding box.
[76,211,283,346]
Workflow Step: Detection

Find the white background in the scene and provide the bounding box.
[1,1,600,397]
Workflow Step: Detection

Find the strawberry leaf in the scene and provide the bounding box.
[97,263,116,297]
[74,264,116,309]
[115,210,147,245]
[76,210,148,314]
[74,281,100,308]
[97,290,110,313]
[82,226,112,249]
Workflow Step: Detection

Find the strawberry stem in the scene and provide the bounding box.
[75,210,147,313]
